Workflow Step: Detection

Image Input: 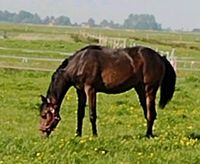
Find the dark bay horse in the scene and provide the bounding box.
[39,45,176,137]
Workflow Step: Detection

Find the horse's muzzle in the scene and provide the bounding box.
[40,116,61,137]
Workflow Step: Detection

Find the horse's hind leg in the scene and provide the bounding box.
[85,85,98,136]
[75,89,86,137]
[135,84,147,119]
[145,84,158,137]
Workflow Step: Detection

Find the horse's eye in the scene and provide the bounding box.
[41,114,47,119]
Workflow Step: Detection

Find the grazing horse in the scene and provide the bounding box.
[39,45,176,137]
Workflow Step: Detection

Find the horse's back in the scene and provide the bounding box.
[101,46,165,87]
[98,48,142,90]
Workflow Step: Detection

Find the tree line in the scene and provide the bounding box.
[0,10,162,30]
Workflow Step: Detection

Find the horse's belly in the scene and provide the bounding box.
[96,78,135,94]
[101,66,134,86]
[99,70,137,93]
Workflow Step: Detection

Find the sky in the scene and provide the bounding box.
[0,0,199,30]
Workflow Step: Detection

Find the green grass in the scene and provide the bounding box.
[1,69,200,163]
[0,39,85,53]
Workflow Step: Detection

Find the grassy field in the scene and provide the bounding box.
[1,70,200,163]
[1,23,200,163]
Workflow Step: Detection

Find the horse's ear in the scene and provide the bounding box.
[59,68,66,74]
[40,95,47,103]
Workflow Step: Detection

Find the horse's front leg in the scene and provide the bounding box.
[85,85,98,136]
[75,89,86,137]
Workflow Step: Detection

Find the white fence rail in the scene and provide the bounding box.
[0,53,200,72]
[0,65,54,72]
[0,54,63,62]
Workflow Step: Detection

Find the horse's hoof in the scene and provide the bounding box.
[93,133,98,137]
[75,133,82,137]
[146,133,154,138]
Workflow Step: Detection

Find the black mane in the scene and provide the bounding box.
[56,58,68,72]
[56,45,102,73]
[78,45,103,52]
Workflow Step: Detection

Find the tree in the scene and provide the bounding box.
[42,16,51,24]
[15,10,33,23]
[11,10,42,24]
[3,10,16,22]
[100,19,121,28]
[55,16,71,26]
[42,16,55,25]
[192,28,200,32]
[32,13,42,24]
[123,14,161,30]
[87,18,95,27]
[0,10,163,30]
[100,19,109,27]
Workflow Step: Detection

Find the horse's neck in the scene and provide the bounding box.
[47,72,71,108]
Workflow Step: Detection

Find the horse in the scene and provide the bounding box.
[39,45,176,138]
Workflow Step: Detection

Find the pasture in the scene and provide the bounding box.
[1,23,200,163]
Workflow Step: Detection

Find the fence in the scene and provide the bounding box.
[1,53,200,73]
[0,54,62,72]
[0,31,199,73]
[78,32,129,48]
[174,57,200,72]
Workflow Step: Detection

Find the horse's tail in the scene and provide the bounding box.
[159,56,176,109]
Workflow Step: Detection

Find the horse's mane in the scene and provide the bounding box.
[78,45,103,52]
[56,58,69,72]
[55,45,103,73]
[70,45,103,58]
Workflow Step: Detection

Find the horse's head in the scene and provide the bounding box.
[39,95,61,137]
